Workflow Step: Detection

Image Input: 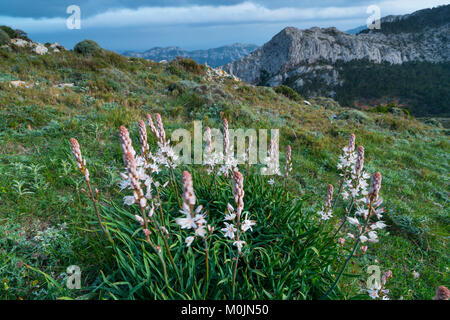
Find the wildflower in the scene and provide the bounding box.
[185,236,194,247]
[223,118,230,158]
[155,113,166,144]
[367,287,380,299]
[367,231,378,243]
[143,229,152,236]
[119,126,136,160]
[261,132,281,176]
[218,118,238,177]
[412,271,420,279]
[146,113,159,140]
[368,172,382,201]
[268,178,275,185]
[367,270,392,300]
[371,221,387,230]
[124,195,135,206]
[360,245,368,253]
[433,286,450,300]
[134,214,144,225]
[354,146,364,176]
[70,138,89,182]
[338,237,345,248]
[246,135,253,164]
[318,184,334,220]
[181,171,196,206]
[205,126,212,155]
[123,151,146,210]
[176,171,209,245]
[233,240,246,253]
[222,222,237,239]
[175,215,197,229]
[285,145,292,178]
[381,270,392,285]
[138,120,150,156]
[347,133,356,152]
[347,216,360,226]
[325,184,333,208]
[241,215,256,232]
[233,171,244,214]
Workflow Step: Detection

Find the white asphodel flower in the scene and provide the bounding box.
[185,236,194,247]
[359,235,368,243]
[367,289,380,299]
[371,221,387,230]
[347,216,360,226]
[176,216,197,230]
[134,214,144,226]
[195,226,207,238]
[193,213,207,226]
[241,216,256,232]
[221,222,237,239]
[233,240,246,253]
[224,212,236,221]
[123,195,135,206]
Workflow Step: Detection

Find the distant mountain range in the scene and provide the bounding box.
[123,43,259,67]
[223,5,450,116]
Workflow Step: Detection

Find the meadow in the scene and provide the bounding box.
[0,42,448,299]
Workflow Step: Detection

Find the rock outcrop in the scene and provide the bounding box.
[222,23,450,86]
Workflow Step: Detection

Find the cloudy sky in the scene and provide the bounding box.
[1,0,448,52]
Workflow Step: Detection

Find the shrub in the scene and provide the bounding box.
[336,109,373,124]
[274,85,302,102]
[0,29,10,45]
[0,25,15,38]
[13,29,30,41]
[173,57,204,75]
[368,103,410,117]
[74,39,102,57]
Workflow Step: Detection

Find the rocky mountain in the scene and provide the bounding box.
[123,43,258,67]
[223,5,450,116]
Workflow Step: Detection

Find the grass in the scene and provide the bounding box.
[0,43,448,299]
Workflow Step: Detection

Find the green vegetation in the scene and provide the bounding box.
[74,39,102,57]
[274,84,302,102]
[0,26,15,39]
[359,5,450,35]
[0,37,448,300]
[335,60,450,117]
[0,29,10,45]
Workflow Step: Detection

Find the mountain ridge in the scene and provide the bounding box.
[222,5,450,116]
[123,43,259,67]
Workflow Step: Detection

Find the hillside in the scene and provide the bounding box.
[0,33,448,300]
[123,43,259,67]
[222,5,450,117]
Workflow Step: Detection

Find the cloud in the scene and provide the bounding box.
[3,0,448,33]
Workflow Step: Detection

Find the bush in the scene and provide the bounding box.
[274,85,302,102]
[13,29,30,41]
[74,39,102,57]
[336,109,373,124]
[0,29,10,45]
[0,25,15,38]
[174,57,204,74]
[368,103,410,117]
